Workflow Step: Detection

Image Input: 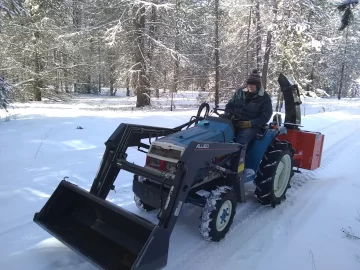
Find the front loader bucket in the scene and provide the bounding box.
[33,180,170,270]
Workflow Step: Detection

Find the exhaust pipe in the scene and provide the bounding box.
[33,180,170,270]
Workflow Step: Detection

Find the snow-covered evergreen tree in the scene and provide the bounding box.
[0,0,359,104]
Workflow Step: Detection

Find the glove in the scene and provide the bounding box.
[236,121,252,129]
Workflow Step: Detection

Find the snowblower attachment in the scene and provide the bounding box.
[33,180,170,270]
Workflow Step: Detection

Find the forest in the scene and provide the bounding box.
[1,0,359,107]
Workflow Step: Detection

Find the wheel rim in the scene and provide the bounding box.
[216,200,232,231]
[273,154,292,198]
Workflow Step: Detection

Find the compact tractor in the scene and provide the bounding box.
[33,73,324,270]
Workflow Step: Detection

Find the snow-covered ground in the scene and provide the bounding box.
[1,93,360,270]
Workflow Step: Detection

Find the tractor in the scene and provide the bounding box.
[33,73,324,270]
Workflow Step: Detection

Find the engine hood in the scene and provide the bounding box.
[155,116,235,148]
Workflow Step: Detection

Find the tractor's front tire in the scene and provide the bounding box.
[254,140,295,208]
[134,195,156,212]
[199,186,237,242]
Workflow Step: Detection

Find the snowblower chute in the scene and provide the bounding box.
[33,180,170,270]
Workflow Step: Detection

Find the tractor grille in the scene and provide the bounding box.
[149,145,182,160]
[146,156,177,174]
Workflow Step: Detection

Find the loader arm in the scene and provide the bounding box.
[34,138,242,270]
[90,122,194,199]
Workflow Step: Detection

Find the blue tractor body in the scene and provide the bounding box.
[156,116,235,147]
[244,129,279,182]
[155,115,279,184]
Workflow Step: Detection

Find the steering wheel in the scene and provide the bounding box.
[197,102,210,120]
[186,102,210,129]
[212,106,241,120]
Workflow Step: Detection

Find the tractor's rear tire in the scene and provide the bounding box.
[199,186,237,242]
[254,140,295,208]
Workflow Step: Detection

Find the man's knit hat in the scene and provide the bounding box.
[246,69,262,86]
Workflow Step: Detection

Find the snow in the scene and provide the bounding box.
[1,93,360,270]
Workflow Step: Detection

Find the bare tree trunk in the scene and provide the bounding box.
[72,0,82,93]
[109,71,115,96]
[352,84,359,97]
[53,49,59,93]
[276,57,287,112]
[133,4,150,107]
[126,77,130,96]
[276,10,291,111]
[163,70,167,93]
[86,37,96,94]
[148,1,158,98]
[108,48,116,96]
[98,41,101,93]
[255,0,262,70]
[262,0,278,89]
[338,63,345,100]
[62,51,70,93]
[33,31,43,101]
[173,0,180,93]
[262,31,272,89]
[306,59,315,92]
[34,51,43,101]
[338,28,348,100]
[246,6,252,72]
[171,0,181,110]
[214,0,220,105]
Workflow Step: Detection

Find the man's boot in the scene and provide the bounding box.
[238,145,255,177]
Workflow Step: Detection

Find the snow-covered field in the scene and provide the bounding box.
[1,93,360,270]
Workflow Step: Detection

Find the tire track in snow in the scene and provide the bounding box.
[0,216,33,236]
[311,125,360,172]
[309,118,343,133]
[166,122,360,270]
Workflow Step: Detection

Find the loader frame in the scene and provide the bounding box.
[34,117,245,270]
[89,103,212,200]
[89,121,244,231]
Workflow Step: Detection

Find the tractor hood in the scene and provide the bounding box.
[156,116,235,148]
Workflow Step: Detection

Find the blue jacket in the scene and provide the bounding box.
[225,86,273,127]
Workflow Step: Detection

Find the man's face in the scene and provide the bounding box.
[247,84,257,93]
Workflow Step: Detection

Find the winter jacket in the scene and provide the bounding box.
[225,86,273,128]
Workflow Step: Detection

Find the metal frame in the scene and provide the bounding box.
[84,114,247,228]
[90,120,243,231]
[34,136,242,270]
[89,119,200,199]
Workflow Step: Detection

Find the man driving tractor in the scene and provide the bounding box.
[225,69,273,146]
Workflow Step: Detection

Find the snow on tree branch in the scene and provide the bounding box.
[0,0,28,18]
